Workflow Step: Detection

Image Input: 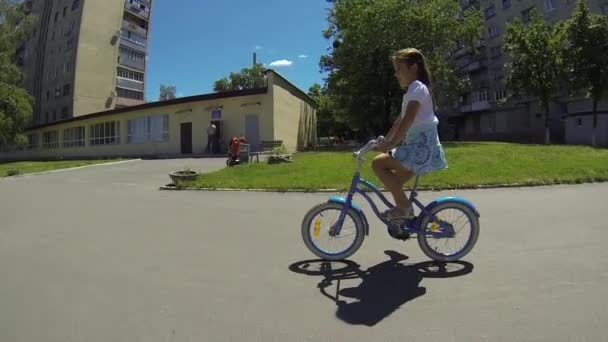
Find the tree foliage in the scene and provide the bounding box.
[213,63,266,92]
[562,0,608,146]
[320,0,483,133]
[159,84,177,101]
[504,8,565,144]
[0,0,35,147]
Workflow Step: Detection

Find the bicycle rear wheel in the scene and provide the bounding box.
[417,202,480,262]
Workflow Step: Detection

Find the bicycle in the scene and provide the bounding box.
[301,137,480,262]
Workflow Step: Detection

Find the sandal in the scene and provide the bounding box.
[381,206,415,221]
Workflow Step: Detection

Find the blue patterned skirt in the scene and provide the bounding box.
[390,122,448,175]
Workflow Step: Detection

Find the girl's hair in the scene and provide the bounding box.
[392,48,432,88]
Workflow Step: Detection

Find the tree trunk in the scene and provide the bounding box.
[592,99,598,147]
[544,100,551,145]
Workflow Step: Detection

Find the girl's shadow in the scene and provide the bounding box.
[289,250,473,326]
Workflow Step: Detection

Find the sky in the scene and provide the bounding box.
[145,0,333,101]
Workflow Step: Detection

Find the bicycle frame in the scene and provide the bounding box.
[330,145,452,238]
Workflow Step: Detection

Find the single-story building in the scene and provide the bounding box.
[0,70,317,161]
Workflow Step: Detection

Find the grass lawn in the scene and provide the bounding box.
[185,142,608,191]
[0,159,124,177]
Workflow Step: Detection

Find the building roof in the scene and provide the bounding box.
[28,87,268,130]
[27,69,316,131]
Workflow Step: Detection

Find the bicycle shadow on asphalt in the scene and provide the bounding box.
[289,250,474,326]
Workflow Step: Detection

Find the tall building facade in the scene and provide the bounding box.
[16,0,152,126]
[449,0,608,144]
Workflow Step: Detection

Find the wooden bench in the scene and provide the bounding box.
[250,140,284,163]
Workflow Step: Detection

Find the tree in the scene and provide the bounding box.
[562,1,608,147]
[307,83,346,138]
[159,84,176,101]
[320,0,484,133]
[0,0,35,147]
[213,63,266,92]
[504,9,565,145]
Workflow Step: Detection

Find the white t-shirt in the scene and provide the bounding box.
[399,80,438,127]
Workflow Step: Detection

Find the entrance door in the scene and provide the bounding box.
[180,122,192,154]
[245,115,260,151]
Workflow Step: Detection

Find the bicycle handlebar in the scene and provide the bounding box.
[353,135,385,159]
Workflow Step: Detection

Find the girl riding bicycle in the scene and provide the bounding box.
[373,48,448,221]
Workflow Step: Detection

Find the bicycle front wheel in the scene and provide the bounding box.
[301,202,365,261]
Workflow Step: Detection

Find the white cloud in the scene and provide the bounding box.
[298,54,309,59]
[269,59,293,67]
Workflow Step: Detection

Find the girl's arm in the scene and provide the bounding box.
[377,101,421,152]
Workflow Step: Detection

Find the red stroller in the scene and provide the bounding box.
[227,136,247,166]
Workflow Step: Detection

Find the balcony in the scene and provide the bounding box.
[117,78,145,92]
[124,0,150,20]
[122,20,147,37]
[460,100,492,112]
[462,58,488,73]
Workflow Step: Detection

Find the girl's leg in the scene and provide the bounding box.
[372,153,415,212]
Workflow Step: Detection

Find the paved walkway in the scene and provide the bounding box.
[1,159,607,341]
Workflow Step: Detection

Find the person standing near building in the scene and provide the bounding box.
[206,121,217,153]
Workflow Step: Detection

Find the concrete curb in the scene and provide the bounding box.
[2,159,141,178]
[158,179,606,193]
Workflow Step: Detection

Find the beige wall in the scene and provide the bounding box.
[0,93,272,161]
[73,0,124,117]
[269,73,317,151]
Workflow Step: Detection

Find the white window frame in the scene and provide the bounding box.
[63,126,85,148]
[90,121,121,145]
[27,133,39,150]
[42,131,59,149]
[117,67,144,82]
[127,114,169,144]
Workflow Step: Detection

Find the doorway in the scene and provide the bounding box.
[180,122,192,154]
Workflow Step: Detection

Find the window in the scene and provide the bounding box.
[473,90,489,103]
[27,133,39,150]
[544,0,555,12]
[488,26,500,39]
[64,61,71,73]
[120,29,146,46]
[119,46,145,65]
[63,84,71,96]
[116,87,144,100]
[61,106,69,118]
[502,0,511,9]
[117,67,144,82]
[51,30,55,41]
[63,6,67,17]
[484,4,496,19]
[602,3,608,14]
[67,37,74,49]
[42,131,59,149]
[46,91,50,102]
[54,11,58,22]
[90,121,121,145]
[52,110,57,121]
[494,88,507,101]
[127,114,169,143]
[72,0,80,11]
[577,118,583,126]
[128,0,151,13]
[63,126,85,147]
[55,87,61,97]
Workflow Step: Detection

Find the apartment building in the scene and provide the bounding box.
[449,0,608,145]
[16,0,153,126]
